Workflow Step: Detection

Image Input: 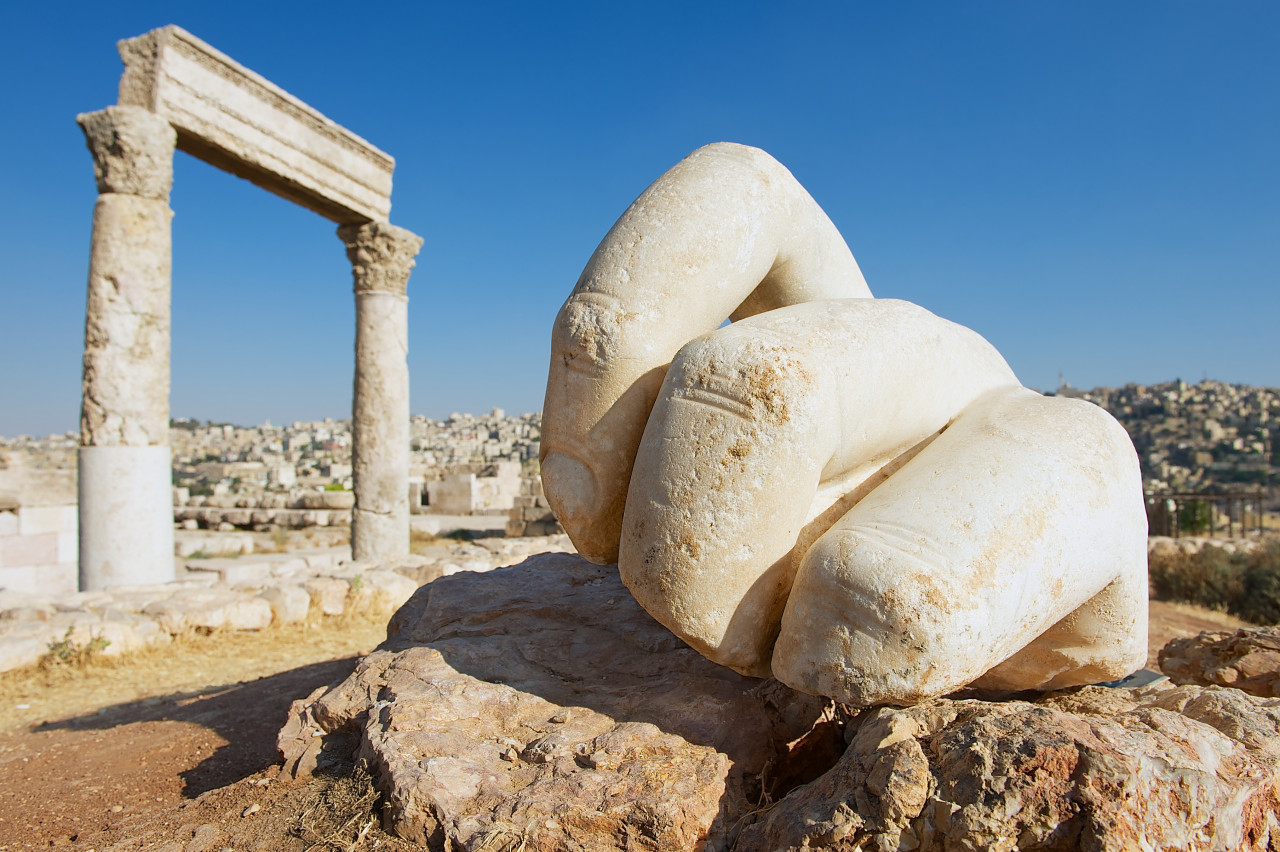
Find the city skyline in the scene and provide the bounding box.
[1,2,1277,436]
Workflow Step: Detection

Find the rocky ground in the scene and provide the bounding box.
[0,578,1260,852]
[0,524,1269,849]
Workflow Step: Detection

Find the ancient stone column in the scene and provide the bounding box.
[339,222,424,560]
[75,106,177,590]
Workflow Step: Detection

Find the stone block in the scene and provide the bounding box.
[0,566,41,595]
[224,509,252,527]
[17,505,76,536]
[299,491,356,510]
[144,589,241,633]
[185,557,275,587]
[57,532,77,565]
[223,597,273,630]
[0,533,58,569]
[12,565,77,598]
[303,578,348,616]
[67,612,171,656]
[258,585,311,625]
[0,512,17,537]
[302,550,345,573]
[117,26,393,224]
[0,636,44,673]
[352,569,417,611]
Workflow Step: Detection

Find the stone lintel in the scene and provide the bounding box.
[117,25,394,225]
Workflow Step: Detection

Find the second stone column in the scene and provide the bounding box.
[339,222,424,561]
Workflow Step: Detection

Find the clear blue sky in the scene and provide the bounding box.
[1,2,1276,437]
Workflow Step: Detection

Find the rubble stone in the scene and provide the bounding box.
[1161,627,1280,697]
[257,585,312,625]
[284,552,826,850]
[737,683,1280,852]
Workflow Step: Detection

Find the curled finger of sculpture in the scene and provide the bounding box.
[618,298,1020,677]
[770,387,1148,707]
[541,143,872,563]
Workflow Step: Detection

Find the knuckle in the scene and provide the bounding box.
[671,329,817,422]
[553,295,626,372]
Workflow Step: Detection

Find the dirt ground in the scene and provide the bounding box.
[0,599,1253,851]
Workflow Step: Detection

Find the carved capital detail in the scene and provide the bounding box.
[76,105,176,200]
[339,221,424,296]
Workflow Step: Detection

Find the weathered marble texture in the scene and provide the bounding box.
[78,108,176,448]
[76,105,177,591]
[542,142,1148,707]
[541,142,871,564]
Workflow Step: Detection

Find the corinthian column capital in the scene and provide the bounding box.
[76,105,176,200]
[338,221,424,296]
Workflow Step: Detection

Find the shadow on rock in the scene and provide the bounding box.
[285,552,836,850]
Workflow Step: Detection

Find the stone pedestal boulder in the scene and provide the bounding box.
[280,552,827,850]
[1160,626,1280,698]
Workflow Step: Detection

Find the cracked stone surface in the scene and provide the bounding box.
[737,683,1280,852]
[281,552,827,850]
[1161,627,1280,698]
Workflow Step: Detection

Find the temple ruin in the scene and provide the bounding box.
[77,25,422,589]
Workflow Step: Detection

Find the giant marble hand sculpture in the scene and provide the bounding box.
[541,143,1147,708]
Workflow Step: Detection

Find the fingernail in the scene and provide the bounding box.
[542,451,598,521]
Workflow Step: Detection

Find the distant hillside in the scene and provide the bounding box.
[1052,379,1277,494]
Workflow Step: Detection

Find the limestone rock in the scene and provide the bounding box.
[257,584,311,625]
[0,635,45,672]
[298,491,355,510]
[737,683,1280,852]
[349,568,416,611]
[286,552,826,850]
[303,577,348,616]
[142,588,271,633]
[1161,627,1280,697]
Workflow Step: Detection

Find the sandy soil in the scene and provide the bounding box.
[0,599,1253,850]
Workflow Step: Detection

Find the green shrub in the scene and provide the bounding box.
[1238,539,1280,624]
[1177,500,1211,535]
[39,627,110,670]
[1149,545,1246,611]
[1148,537,1280,624]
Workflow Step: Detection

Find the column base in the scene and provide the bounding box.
[78,446,175,590]
[352,507,409,562]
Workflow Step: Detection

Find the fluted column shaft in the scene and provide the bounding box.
[340,222,424,561]
[76,106,177,590]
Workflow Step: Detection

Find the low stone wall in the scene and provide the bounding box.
[174,506,352,531]
[0,536,573,674]
[0,502,77,596]
[174,490,355,531]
